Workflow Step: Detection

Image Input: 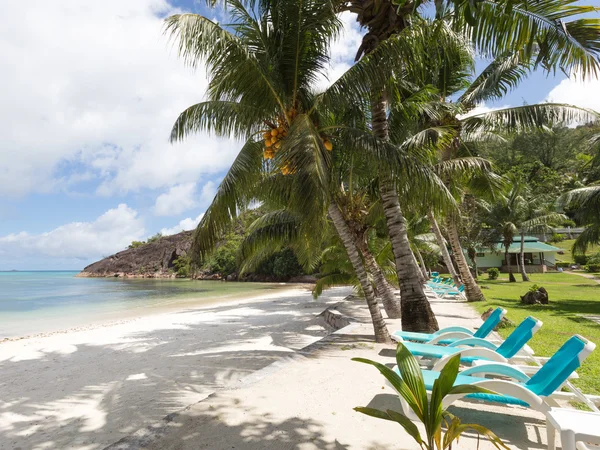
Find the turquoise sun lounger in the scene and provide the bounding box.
[391,307,506,345]
[393,335,597,414]
[399,316,542,370]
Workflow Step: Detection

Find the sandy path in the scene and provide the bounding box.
[0,286,352,450]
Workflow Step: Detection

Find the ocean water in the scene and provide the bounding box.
[0,271,283,338]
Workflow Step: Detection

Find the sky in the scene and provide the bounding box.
[1,0,600,270]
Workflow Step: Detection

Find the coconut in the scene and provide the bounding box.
[324,140,333,151]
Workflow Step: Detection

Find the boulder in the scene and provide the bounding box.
[520,287,549,305]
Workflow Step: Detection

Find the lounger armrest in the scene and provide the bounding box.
[443,379,548,413]
[432,348,508,371]
[448,338,498,350]
[427,332,474,345]
[460,363,531,382]
[435,326,474,336]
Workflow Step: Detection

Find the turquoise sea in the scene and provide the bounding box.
[0,271,283,338]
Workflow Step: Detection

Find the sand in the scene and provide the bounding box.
[0,285,353,450]
[105,292,553,450]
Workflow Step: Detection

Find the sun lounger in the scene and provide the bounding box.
[393,335,598,416]
[391,307,506,345]
[398,316,542,370]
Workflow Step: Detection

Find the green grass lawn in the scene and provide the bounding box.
[471,272,600,396]
[553,239,599,265]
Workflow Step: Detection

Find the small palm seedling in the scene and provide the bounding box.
[353,343,509,449]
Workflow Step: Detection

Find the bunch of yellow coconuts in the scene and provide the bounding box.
[262,111,333,175]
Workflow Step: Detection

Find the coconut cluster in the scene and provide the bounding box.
[262,109,333,175]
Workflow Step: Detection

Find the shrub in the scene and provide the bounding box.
[549,233,566,243]
[487,267,500,280]
[587,253,600,265]
[206,232,243,277]
[556,262,571,269]
[173,255,191,278]
[147,233,163,244]
[529,283,540,293]
[574,254,589,265]
[128,241,145,249]
[271,249,303,278]
[585,264,600,273]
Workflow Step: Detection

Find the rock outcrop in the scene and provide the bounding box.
[78,231,193,278]
[520,286,549,305]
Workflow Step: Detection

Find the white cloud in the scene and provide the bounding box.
[0,204,145,260]
[154,182,198,216]
[160,213,205,236]
[153,179,216,217]
[457,103,508,119]
[546,76,600,112]
[315,11,364,91]
[0,0,241,197]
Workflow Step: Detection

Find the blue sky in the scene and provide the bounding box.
[1,0,599,270]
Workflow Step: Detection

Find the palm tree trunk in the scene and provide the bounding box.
[428,210,460,285]
[446,217,485,302]
[520,232,530,282]
[372,96,438,332]
[358,242,402,319]
[414,246,429,280]
[505,245,516,282]
[328,202,392,343]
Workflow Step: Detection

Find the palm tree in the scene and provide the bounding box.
[166,1,449,339]
[347,0,600,310]
[486,179,566,281]
[559,184,600,255]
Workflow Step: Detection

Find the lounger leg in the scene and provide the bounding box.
[546,420,556,450]
[560,430,577,450]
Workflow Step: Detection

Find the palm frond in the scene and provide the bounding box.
[190,139,264,264]
[170,101,264,141]
[458,52,531,107]
[461,103,600,135]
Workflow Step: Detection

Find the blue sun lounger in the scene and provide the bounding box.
[399,316,542,370]
[391,307,506,345]
[393,335,597,414]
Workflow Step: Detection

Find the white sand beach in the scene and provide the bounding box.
[106,293,551,450]
[0,285,352,450]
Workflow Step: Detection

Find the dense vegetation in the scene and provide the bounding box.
[164,0,600,342]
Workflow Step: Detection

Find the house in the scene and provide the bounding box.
[469,236,562,273]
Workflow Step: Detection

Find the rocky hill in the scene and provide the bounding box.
[78,231,194,278]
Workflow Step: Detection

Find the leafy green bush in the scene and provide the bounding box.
[487,268,500,280]
[173,255,191,277]
[549,233,566,243]
[556,262,571,269]
[147,233,163,244]
[574,254,589,265]
[272,249,303,278]
[353,344,508,450]
[128,241,145,249]
[206,232,243,277]
[529,284,540,293]
[562,219,576,228]
[585,264,600,273]
[587,253,600,265]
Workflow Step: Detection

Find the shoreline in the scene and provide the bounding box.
[0,283,314,344]
[0,285,352,450]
